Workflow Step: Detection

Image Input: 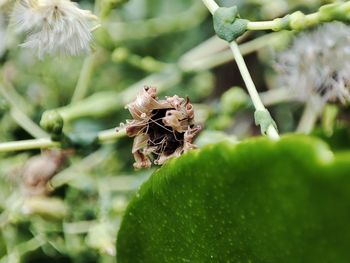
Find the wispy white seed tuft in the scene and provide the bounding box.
[274,22,350,104]
[11,0,98,58]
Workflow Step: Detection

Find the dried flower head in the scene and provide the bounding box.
[11,0,97,58]
[274,22,350,104]
[20,150,69,196]
[119,86,201,169]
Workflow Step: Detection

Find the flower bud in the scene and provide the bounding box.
[40,110,64,135]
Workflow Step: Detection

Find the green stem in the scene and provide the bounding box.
[0,79,48,139]
[230,42,279,140]
[63,221,97,234]
[9,109,49,138]
[57,66,181,122]
[104,0,207,44]
[247,12,320,31]
[0,138,59,152]
[229,42,264,111]
[296,96,324,134]
[180,31,286,72]
[71,53,97,103]
[260,88,298,106]
[201,0,279,140]
[0,236,46,263]
[247,2,350,31]
[97,128,126,143]
[54,31,283,123]
[322,104,339,137]
[202,0,219,14]
[51,147,113,188]
[0,127,126,153]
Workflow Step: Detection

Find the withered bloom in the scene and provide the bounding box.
[120,86,201,169]
[21,150,69,196]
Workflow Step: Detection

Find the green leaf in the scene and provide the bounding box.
[117,136,350,262]
[213,6,248,42]
[254,110,278,136]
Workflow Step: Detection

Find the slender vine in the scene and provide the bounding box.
[202,0,280,140]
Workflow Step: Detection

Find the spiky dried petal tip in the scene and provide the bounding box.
[119,87,201,169]
[11,0,98,58]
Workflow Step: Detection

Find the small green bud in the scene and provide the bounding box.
[221,87,250,115]
[254,110,278,136]
[209,115,233,130]
[112,47,130,62]
[319,2,350,23]
[190,71,215,100]
[289,11,307,31]
[213,6,248,42]
[273,15,292,31]
[40,110,64,135]
[140,57,165,72]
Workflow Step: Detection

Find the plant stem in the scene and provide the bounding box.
[0,79,48,139]
[229,42,264,111]
[230,41,279,140]
[202,0,219,14]
[57,66,181,122]
[0,127,126,153]
[201,0,279,140]
[296,96,324,134]
[97,128,126,143]
[9,109,49,138]
[71,53,97,103]
[181,31,286,72]
[246,12,320,31]
[246,21,278,31]
[51,147,113,188]
[246,1,350,32]
[105,1,207,44]
[0,236,46,263]
[0,138,59,152]
[260,88,298,106]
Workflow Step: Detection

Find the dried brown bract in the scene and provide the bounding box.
[21,150,70,196]
[119,86,201,169]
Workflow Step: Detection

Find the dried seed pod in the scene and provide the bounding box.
[21,150,70,196]
[120,86,201,169]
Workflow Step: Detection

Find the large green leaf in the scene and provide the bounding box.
[117,136,350,262]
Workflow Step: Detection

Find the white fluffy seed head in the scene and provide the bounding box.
[11,0,97,58]
[274,22,350,104]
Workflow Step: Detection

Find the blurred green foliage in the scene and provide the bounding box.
[0,0,348,262]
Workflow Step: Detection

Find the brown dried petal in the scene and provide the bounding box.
[166,95,186,110]
[155,147,183,165]
[162,109,189,133]
[125,119,149,137]
[185,100,195,120]
[127,86,171,120]
[132,133,150,154]
[183,126,201,152]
